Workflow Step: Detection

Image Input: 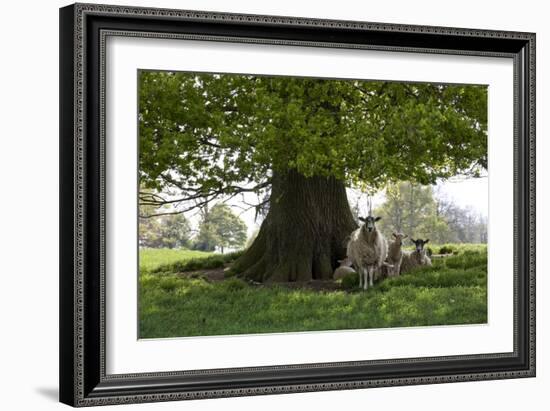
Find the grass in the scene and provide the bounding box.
[139,244,487,338]
[139,248,213,272]
[152,251,244,274]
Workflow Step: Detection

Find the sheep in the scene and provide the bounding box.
[400,238,432,274]
[384,232,408,278]
[333,257,356,280]
[346,215,389,291]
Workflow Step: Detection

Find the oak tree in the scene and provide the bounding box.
[139,71,487,281]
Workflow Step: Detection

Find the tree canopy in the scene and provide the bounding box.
[138,71,487,213]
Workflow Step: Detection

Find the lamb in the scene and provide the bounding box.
[384,233,408,278]
[346,215,389,291]
[400,238,432,274]
[333,257,356,280]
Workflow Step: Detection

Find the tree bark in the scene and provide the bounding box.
[231,170,357,282]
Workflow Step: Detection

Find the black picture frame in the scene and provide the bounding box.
[59,3,536,407]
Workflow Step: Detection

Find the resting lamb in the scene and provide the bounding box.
[400,238,432,274]
[333,257,356,280]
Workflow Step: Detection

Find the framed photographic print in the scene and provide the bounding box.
[59,2,536,407]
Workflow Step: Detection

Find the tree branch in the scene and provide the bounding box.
[139,179,272,217]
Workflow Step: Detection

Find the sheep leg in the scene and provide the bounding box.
[363,267,369,291]
[368,266,374,287]
[358,267,363,288]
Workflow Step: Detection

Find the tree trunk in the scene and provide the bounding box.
[232,170,357,282]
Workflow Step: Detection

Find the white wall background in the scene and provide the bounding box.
[0,0,545,409]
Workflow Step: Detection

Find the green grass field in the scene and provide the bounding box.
[139,244,487,338]
[139,248,213,272]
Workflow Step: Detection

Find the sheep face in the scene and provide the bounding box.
[359,215,381,233]
[392,232,408,245]
[411,238,429,252]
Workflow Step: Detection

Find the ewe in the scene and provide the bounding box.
[346,215,388,291]
[400,238,432,274]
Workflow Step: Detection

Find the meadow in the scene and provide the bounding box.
[139,244,487,338]
[139,248,213,272]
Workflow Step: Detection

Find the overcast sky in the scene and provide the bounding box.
[436,177,488,217]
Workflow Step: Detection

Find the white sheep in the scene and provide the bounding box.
[384,232,408,277]
[346,215,388,290]
[333,257,356,280]
[400,238,432,274]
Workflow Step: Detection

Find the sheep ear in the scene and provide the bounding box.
[410,238,416,243]
[358,217,366,222]
[337,259,343,263]
[375,216,382,222]
[392,232,397,238]
[425,239,430,243]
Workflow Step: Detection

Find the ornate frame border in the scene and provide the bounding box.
[59,3,535,407]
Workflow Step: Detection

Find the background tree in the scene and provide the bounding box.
[139,213,163,248]
[193,222,218,251]
[374,182,452,243]
[375,181,487,244]
[139,211,192,249]
[159,213,193,249]
[194,204,247,253]
[139,71,487,281]
[436,196,488,243]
